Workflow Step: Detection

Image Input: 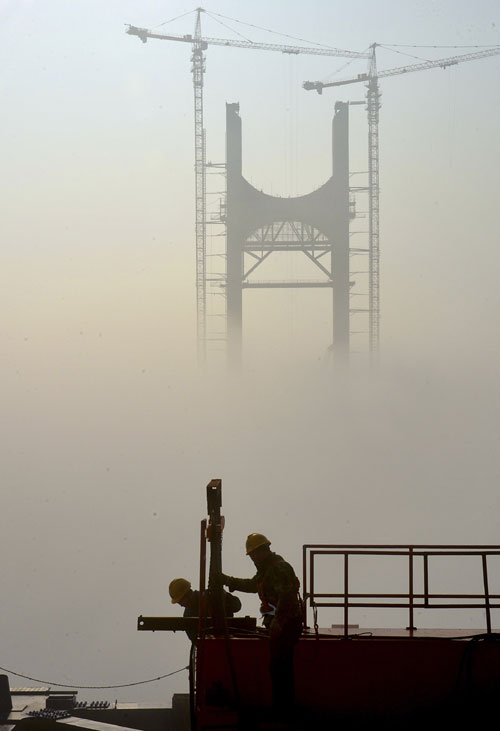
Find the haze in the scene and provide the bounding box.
[1,0,500,704]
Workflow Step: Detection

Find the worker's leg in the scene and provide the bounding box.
[270,640,293,711]
[269,619,302,713]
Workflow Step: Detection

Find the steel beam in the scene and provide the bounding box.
[243,281,333,289]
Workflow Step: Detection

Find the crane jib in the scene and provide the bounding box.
[305,45,500,90]
[125,26,370,59]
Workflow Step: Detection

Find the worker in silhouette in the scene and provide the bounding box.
[222,534,303,715]
[169,578,242,642]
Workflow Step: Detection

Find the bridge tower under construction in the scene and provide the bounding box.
[225,101,351,369]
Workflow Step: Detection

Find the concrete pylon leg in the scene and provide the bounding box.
[226,256,242,370]
[332,102,350,366]
[226,103,243,371]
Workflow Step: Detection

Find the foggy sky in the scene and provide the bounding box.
[1,0,500,704]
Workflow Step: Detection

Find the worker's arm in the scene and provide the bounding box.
[222,572,258,593]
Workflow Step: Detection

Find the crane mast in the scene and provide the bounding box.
[192,8,207,366]
[367,45,380,361]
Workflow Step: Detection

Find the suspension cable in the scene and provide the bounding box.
[0,664,188,690]
[321,45,371,83]
[206,9,342,51]
[203,11,254,43]
[377,44,432,63]
[152,9,195,30]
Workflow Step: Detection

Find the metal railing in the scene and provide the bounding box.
[302,544,500,637]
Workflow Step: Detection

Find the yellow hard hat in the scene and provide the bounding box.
[246,533,271,555]
[169,578,191,604]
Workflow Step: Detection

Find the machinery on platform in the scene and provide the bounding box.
[2,479,500,731]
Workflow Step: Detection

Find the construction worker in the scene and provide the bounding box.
[169,578,242,642]
[222,534,303,715]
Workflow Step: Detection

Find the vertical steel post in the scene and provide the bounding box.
[482,553,491,634]
[367,45,380,362]
[423,553,429,607]
[302,545,308,628]
[309,551,315,625]
[192,9,207,366]
[196,518,207,713]
[206,479,224,630]
[343,553,349,638]
[198,518,207,637]
[407,547,416,632]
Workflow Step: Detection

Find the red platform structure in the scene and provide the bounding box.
[138,482,500,730]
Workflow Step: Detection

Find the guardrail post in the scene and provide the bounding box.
[482,553,492,634]
[407,546,416,632]
[423,553,429,607]
[309,550,315,629]
[344,552,349,638]
[302,545,308,628]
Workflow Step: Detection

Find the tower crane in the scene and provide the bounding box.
[304,43,500,360]
[127,8,369,365]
